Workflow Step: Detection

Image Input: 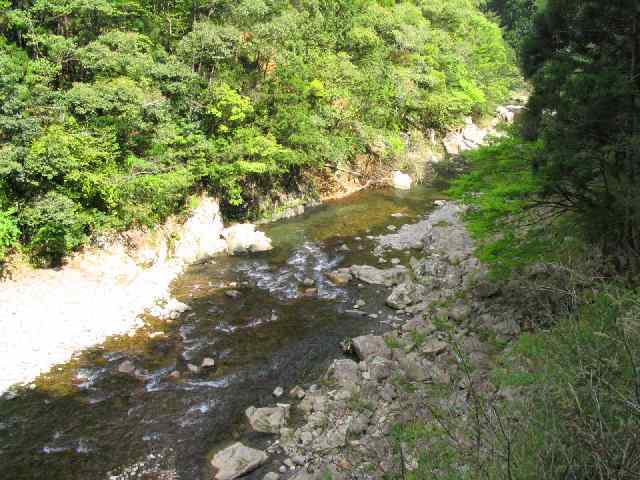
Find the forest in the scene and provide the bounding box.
[0,0,518,264]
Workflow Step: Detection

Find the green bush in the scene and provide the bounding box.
[0,208,19,261]
[19,192,88,265]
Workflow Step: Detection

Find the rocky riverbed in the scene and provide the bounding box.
[218,201,524,480]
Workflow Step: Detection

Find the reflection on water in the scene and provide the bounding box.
[0,186,441,480]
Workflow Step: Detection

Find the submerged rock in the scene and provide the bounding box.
[246,405,290,434]
[223,224,273,255]
[211,442,268,480]
[326,268,352,285]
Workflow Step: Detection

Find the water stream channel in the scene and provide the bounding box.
[0,186,442,480]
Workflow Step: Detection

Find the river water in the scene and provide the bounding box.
[0,186,441,480]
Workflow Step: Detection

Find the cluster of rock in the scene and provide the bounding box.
[210,201,523,480]
[388,103,526,191]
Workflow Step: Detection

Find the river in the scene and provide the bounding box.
[0,186,441,480]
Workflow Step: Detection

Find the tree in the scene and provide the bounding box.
[522,0,640,271]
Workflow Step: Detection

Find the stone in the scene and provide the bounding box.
[225,290,242,299]
[264,473,280,480]
[173,197,227,263]
[118,360,136,375]
[420,339,448,357]
[246,405,290,434]
[273,386,284,398]
[386,282,426,309]
[289,385,306,399]
[350,265,408,287]
[211,442,268,480]
[292,455,305,466]
[367,356,392,381]
[328,359,360,392]
[352,335,392,361]
[392,171,413,190]
[443,131,463,156]
[313,424,348,452]
[326,268,352,285]
[348,414,370,435]
[201,357,216,368]
[223,224,273,255]
[302,278,315,287]
[187,363,201,374]
[398,352,428,382]
[402,315,436,335]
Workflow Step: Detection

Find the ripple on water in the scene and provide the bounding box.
[235,242,347,301]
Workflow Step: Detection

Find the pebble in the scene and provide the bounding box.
[201,357,215,368]
[290,386,306,399]
[225,290,242,299]
[273,386,284,398]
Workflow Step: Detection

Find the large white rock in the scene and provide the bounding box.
[211,442,268,480]
[391,171,412,190]
[174,197,227,263]
[223,224,273,255]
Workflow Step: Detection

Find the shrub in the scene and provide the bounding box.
[19,192,88,265]
[0,208,19,261]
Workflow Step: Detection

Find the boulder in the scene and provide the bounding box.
[245,405,290,434]
[443,131,463,156]
[462,121,487,147]
[211,442,268,480]
[386,282,427,309]
[391,171,412,190]
[223,224,273,255]
[352,335,391,361]
[327,359,360,392]
[367,356,392,381]
[350,265,408,287]
[397,352,428,382]
[174,197,227,263]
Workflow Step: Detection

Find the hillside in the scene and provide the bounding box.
[0,0,518,266]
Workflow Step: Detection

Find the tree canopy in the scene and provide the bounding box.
[0,0,517,264]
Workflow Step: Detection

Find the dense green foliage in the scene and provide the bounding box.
[522,0,640,272]
[448,2,640,478]
[454,0,640,278]
[482,0,538,52]
[0,0,517,263]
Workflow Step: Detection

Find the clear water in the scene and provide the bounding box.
[0,186,442,480]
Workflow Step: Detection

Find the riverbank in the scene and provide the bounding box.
[213,200,526,479]
[0,197,253,394]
